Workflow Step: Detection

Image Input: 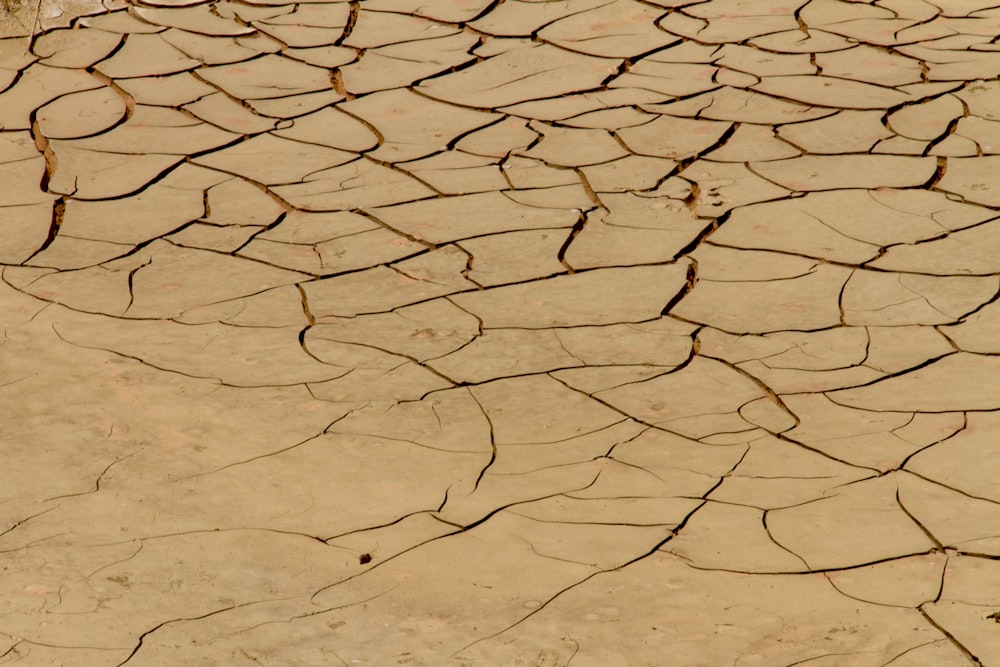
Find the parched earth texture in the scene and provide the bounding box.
[3,0,1000,665]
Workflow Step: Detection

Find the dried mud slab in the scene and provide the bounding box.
[5,0,1000,664]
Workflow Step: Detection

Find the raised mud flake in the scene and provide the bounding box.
[609,60,720,98]
[427,328,582,384]
[0,63,103,131]
[671,247,849,334]
[244,226,424,276]
[937,156,1000,207]
[502,87,668,122]
[401,151,508,196]
[56,166,217,246]
[18,236,134,273]
[170,284,304,327]
[594,356,766,437]
[341,88,501,163]
[46,143,184,200]
[368,191,579,245]
[715,44,815,78]
[922,556,1000,664]
[182,92,280,134]
[747,26,855,53]
[342,9,455,51]
[0,530,344,649]
[201,176,285,227]
[616,114,731,161]
[339,32,478,96]
[118,241,308,319]
[55,314,348,386]
[766,474,937,571]
[956,79,1000,121]
[283,44,357,68]
[699,327,886,395]
[197,54,332,100]
[78,8,168,33]
[472,374,624,446]
[702,124,801,163]
[579,154,678,193]
[647,87,837,126]
[0,155,52,210]
[330,386,492,455]
[300,266,459,319]
[665,502,811,573]
[520,122,627,167]
[782,393,964,472]
[308,299,480,362]
[193,133,357,185]
[256,209,374,245]
[358,0,504,25]
[930,134,981,158]
[455,116,536,158]
[564,197,710,270]
[114,71,215,107]
[815,45,923,88]
[67,104,239,156]
[271,158,436,210]
[94,32,200,78]
[470,0,610,37]
[841,270,997,327]
[753,74,914,110]
[710,435,874,509]
[827,553,948,608]
[660,4,798,44]
[776,110,894,154]
[952,116,1000,155]
[709,203,879,266]
[393,245,478,293]
[563,105,657,131]
[679,160,790,216]
[536,0,677,58]
[32,26,123,68]
[253,2,352,47]
[865,325,957,376]
[418,41,621,109]
[906,412,1000,501]
[888,94,966,142]
[897,472,1000,556]
[271,106,379,153]
[35,86,128,140]
[0,203,53,264]
[944,298,1000,354]
[871,219,1000,276]
[752,155,938,192]
[897,43,1000,82]
[451,262,691,329]
[699,326,865,370]
[457,229,567,287]
[303,349,453,402]
[831,353,1000,413]
[136,7,255,38]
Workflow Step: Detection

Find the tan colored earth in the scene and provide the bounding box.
[3,0,1000,664]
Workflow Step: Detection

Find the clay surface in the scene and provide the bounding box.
[3,0,1000,664]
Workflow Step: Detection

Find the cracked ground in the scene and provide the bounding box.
[3,0,1000,664]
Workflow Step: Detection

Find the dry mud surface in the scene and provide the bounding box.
[3,0,1000,665]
